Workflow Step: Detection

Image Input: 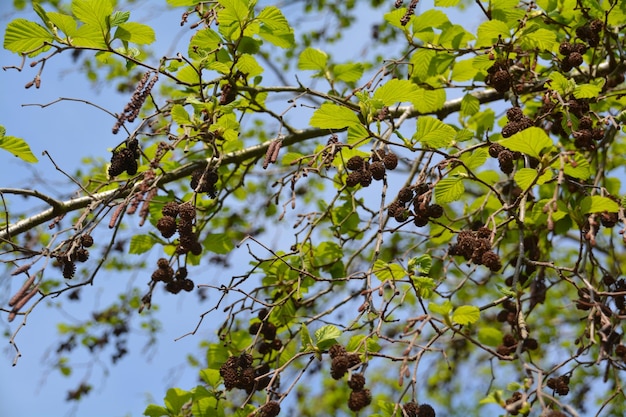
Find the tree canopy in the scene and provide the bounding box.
[2,0,626,416]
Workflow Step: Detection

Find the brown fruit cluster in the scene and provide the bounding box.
[546,374,570,396]
[190,167,218,198]
[615,344,626,362]
[345,150,398,188]
[488,142,521,175]
[112,72,158,134]
[486,61,511,93]
[449,227,502,271]
[249,309,283,355]
[400,0,419,26]
[388,183,443,226]
[496,333,538,356]
[558,41,587,71]
[329,344,362,380]
[109,139,140,177]
[57,235,94,279]
[256,401,280,417]
[572,116,605,150]
[403,401,436,417]
[502,107,533,138]
[496,299,518,326]
[156,202,202,256]
[505,391,524,415]
[575,19,603,47]
[219,353,271,393]
[150,258,195,294]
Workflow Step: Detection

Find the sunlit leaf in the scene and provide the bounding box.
[500,127,554,159]
[434,176,465,203]
[310,103,360,129]
[298,47,328,71]
[414,116,455,148]
[580,196,619,214]
[452,305,480,325]
[114,22,156,45]
[3,18,53,54]
[0,128,38,163]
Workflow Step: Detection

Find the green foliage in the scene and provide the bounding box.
[3,0,626,416]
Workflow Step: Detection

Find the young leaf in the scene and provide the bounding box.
[514,168,551,190]
[257,6,294,48]
[171,104,191,125]
[314,324,341,349]
[499,127,554,159]
[0,128,38,163]
[47,12,78,38]
[429,300,453,315]
[434,176,465,203]
[408,254,432,275]
[310,103,360,129]
[203,233,235,254]
[373,79,418,105]
[413,116,455,148]
[143,404,169,417]
[452,305,480,325]
[476,20,510,47]
[164,388,192,414]
[129,234,157,255]
[298,47,328,71]
[580,196,619,214]
[477,327,504,347]
[333,62,364,83]
[72,0,114,30]
[300,324,314,352]
[3,19,54,54]
[373,260,407,281]
[114,22,156,45]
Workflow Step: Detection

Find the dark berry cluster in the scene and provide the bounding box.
[546,374,570,396]
[112,72,158,134]
[572,116,605,149]
[505,391,524,415]
[249,309,283,355]
[156,202,202,256]
[57,234,94,279]
[615,344,626,362]
[486,61,511,93]
[109,139,140,177]
[496,333,538,356]
[219,353,271,393]
[403,401,436,417]
[449,227,502,271]
[496,299,518,326]
[488,142,521,175]
[329,343,362,380]
[219,82,237,105]
[501,107,533,138]
[190,167,218,198]
[388,183,443,226]
[256,401,280,417]
[400,0,419,26]
[150,258,194,294]
[558,41,587,72]
[575,19,603,47]
[345,150,398,188]
[346,372,371,412]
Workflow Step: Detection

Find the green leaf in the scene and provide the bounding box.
[298,47,328,71]
[412,9,449,32]
[166,0,198,6]
[414,116,455,148]
[171,104,190,125]
[460,94,480,117]
[189,28,221,57]
[114,22,156,45]
[408,254,432,275]
[548,72,575,96]
[47,12,78,37]
[129,234,157,255]
[310,103,360,129]
[434,176,465,203]
[333,63,364,83]
[520,27,556,51]
[236,54,264,77]
[300,324,314,351]
[373,260,407,281]
[199,369,221,387]
[451,59,479,82]
[435,0,461,5]
[452,305,480,325]
[314,325,342,349]
[514,168,552,190]
[429,300,453,315]
[477,327,504,347]
[257,6,294,48]
[72,0,113,31]
[374,79,419,106]
[459,147,487,170]
[72,23,108,48]
[143,404,169,417]
[499,127,554,159]
[552,152,590,180]
[580,196,619,214]
[203,233,235,254]
[3,19,54,54]
[217,0,250,40]
[413,276,436,298]
[345,335,381,354]
[109,11,130,27]
[574,81,604,99]
[0,128,38,163]
[476,20,510,47]
[164,388,192,414]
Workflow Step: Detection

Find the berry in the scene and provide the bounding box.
[502,122,521,138]
[523,338,538,351]
[249,322,262,335]
[76,248,89,263]
[62,260,76,279]
[166,280,183,294]
[387,201,404,217]
[261,322,277,340]
[489,143,505,158]
[398,187,414,203]
[498,150,515,174]
[506,107,524,122]
[578,116,593,130]
[178,202,196,220]
[162,202,179,218]
[403,402,420,417]
[600,211,618,228]
[482,251,502,272]
[370,161,386,180]
[348,389,371,411]
[427,204,444,219]
[503,333,517,347]
[81,234,94,248]
[589,19,603,33]
[157,215,177,238]
[348,373,366,391]
[346,156,365,171]
[182,279,194,292]
[157,258,170,269]
[567,52,583,67]
[559,41,572,55]
[489,69,511,93]
[383,152,399,170]
[346,171,361,187]
[359,170,373,187]
[330,355,349,379]
[414,215,429,227]
[257,401,280,417]
[329,344,347,359]
[257,308,269,321]
[573,43,588,54]
[371,149,386,162]
[151,268,170,282]
[271,338,283,350]
[418,404,436,417]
